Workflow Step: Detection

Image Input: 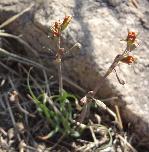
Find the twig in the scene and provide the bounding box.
[131,0,139,8]
[0,128,7,136]
[115,105,123,130]
[0,100,34,115]
[94,114,101,124]
[0,4,34,29]
[0,61,19,76]
[4,94,21,142]
[0,96,7,110]
[0,32,38,56]
[78,102,91,123]
[47,96,60,114]
[76,139,91,144]
[8,76,35,117]
[16,101,35,117]
[84,127,112,152]
[117,134,138,152]
[92,54,124,96]
[19,140,37,152]
[50,133,66,150]
[0,48,50,71]
[94,98,117,121]
[89,126,98,144]
[78,141,98,152]
[77,137,110,152]
[79,96,117,123]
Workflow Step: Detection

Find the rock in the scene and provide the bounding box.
[0,0,149,144]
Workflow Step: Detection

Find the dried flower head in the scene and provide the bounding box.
[51,21,61,37]
[127,31,137,43]
[120,30,139,52]
[50,16,72,37]
[121,55,137,64]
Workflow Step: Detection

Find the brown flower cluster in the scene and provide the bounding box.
[50,16,72,37]
[121,31,139,64]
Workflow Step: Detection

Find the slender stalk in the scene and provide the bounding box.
[0,4,33,29]
[92,54,124,97]
[58,61,63,94]
[115,105,123,130]
[92,72,109,96]
[4,94,21,142]
[57,36,63,95]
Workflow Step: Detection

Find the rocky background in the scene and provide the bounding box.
[0,0,149,148]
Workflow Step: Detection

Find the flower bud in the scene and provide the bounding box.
[61,16,72,31]
[121,56,137,64]
[50,21,61,37]
[127,31,137,42]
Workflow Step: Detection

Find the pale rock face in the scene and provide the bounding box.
[0,0,149,139]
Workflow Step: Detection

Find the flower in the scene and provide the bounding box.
[124,31,139,52]
[121,55,136,64]
[127,31,137,43]
[50,16,72,37]
[50,21,61,37]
